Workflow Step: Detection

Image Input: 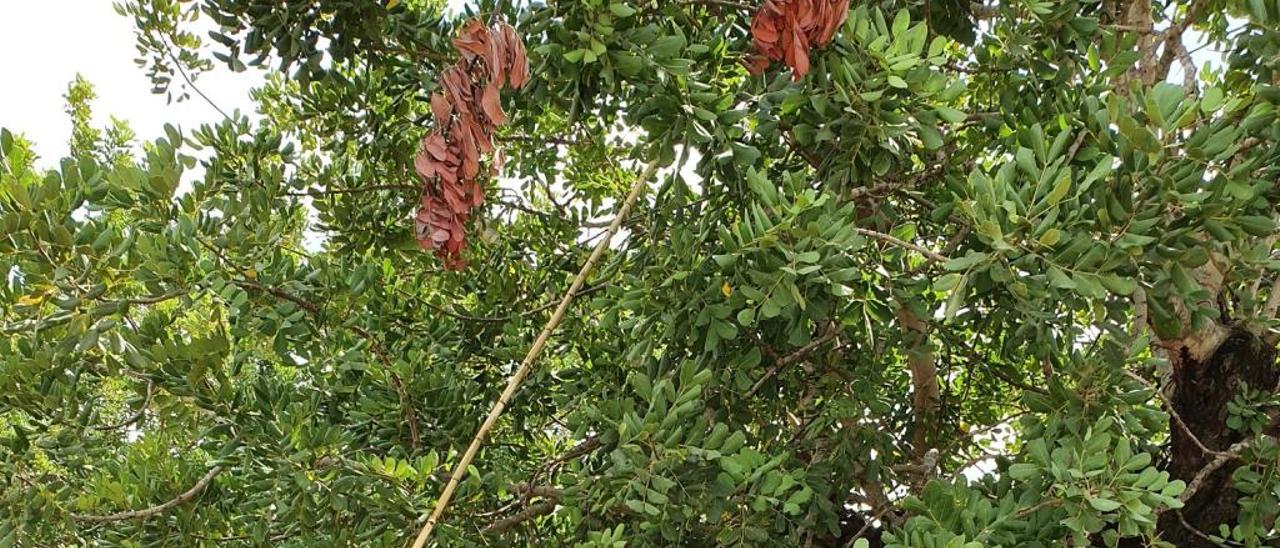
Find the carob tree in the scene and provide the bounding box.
[2,0,1280,546]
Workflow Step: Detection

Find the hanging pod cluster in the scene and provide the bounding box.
[413,19,529,270]
[745,0,850,79]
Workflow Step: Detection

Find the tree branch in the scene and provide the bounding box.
[1152,0,1208,84]
[1173,439,1252,509]
[746,327,840,397]
[92,382,154,432]
[1262,277,1280,319]
[856,228,948,263]
[898,303,940,466]
[70,466,223,523]
[484,500,558,533]
[282,183,420,198]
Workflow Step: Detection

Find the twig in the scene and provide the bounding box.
[746,328,840,397]
[483,500,558,533]
[1176,510,1237,547]
[1065,128,1089,164]
[160,35,230,121]
[544,436,602,468]
[116,289,191,306]
[234,278,320,314]
[848,503,895,545]
[92,382,154,432]
[282,183,420,198]
[677,0,755,12]
[1013,498,1061,519]
[1175,439,1253,507]
[410,159,661,548]
[855,228,948,263]
[1101,24,1156,33]
[420,284,607,323]
[1122,370,1229,459]
[70,466,223,523]
[783,129,823,169]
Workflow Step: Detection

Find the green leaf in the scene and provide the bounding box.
[1038,228,1062,247]
[891,8,910,36]
[1201,86,1224,113]
[1015,147,1038,178]
[1098,274,1137,296]
[1045,169,1072,207]
[1087,496,1122,512]
[649,35,686,59]
[943,274,969,321]
[933,273,963,292]
[1237,215,1275,236]
[1073,272,1106,298]
[919,124,943,150]
[944,252,990,272]
[935,106,967,124]
[1047,266,1076,289]
[608,3,637,17]
[1009,463,1039,479]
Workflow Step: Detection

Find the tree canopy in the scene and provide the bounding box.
[3,0,1280,546]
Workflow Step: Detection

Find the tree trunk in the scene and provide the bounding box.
[1155,328,1279,547]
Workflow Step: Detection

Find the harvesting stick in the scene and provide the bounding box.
[410,158,661,548]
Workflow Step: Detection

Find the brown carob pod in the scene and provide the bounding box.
[745,0,849,79]
[412,20,529,270]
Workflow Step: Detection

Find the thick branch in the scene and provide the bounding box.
[484,500,558,533]
[70,466,223,523]
[897,304,940,464]
[1263,277,1280,319]
[1174,439,1252,509]
[1152,0,1208,84]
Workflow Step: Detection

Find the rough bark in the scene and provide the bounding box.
[1100,2,1280,543]
[1156,329,1279,547]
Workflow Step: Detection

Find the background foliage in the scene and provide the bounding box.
[3,0,1280,546]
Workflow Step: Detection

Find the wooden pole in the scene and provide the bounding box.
[409,158,661,548]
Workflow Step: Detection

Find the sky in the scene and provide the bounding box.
[0,0,469,167]
[0,1,259,165]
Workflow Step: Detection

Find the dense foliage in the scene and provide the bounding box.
[3,0,1280,546]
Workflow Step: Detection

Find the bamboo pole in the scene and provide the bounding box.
[409,158,661,548]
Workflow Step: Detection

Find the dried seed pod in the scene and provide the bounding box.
[412,20,531,270]
[747,0,849,79]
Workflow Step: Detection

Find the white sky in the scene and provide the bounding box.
[0,1,258,165]
[0,0,469,167]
